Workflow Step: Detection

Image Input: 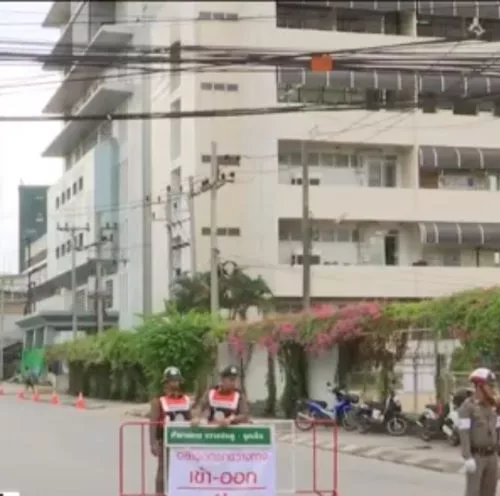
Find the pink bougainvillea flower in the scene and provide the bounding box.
[279,322,296,337]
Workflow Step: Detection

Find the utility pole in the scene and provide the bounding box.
[95,212,104,334]
[210,141,220,317]
[166,187,174,287]
[188,176,197,275]
[57,224,89,341]
[301,139,311,310]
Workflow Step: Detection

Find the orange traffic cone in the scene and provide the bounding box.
[32,391,40,402]
[17,390,25,400]
[51,391,60,405]
[75,392,86,410]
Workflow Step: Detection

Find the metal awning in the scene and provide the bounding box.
[284,1,500,18]
[419,222,500,245]
[42,82,131,157]
[418,146,500,170]
[276,67,500,97]
[418,1,500,18]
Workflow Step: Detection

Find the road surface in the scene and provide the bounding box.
[0,399,465,496]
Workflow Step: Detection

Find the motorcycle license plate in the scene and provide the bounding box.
[372,409,382,420]
[442,425,452,436]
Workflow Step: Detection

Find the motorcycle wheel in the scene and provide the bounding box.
[294,407,315,432]
[356,414,371,434]
[341,410,358,432]
[386,414,408,436]
[418,420,433,442]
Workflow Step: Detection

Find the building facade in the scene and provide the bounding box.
[36,1,500,331]
[18,185,48,273]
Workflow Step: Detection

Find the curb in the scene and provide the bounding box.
[276,433,464,474]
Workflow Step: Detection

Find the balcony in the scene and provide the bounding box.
[43,25,133,112]
[277,185,500,224]
[255,265,500,299]
[43,80,131,157]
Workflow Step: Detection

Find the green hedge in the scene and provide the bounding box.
[47,308,225,401]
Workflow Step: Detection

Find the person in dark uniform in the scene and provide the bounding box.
[458,367,499,496]
[149,366,192,496]
[191,365,249,426]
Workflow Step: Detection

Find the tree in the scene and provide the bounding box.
[170,263,273,400]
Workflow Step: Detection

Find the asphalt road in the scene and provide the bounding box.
[0,399,466,496]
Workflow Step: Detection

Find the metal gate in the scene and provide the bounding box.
[119,419,338,496]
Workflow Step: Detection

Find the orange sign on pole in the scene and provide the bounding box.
[311,55,334,72]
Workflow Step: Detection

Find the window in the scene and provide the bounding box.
[453,99,478,116]
[56,197,60,209]
[78,232,84,248]
[201,82,212,90]
[72,182,77,195]
[61,244,66,256]
[201,154,240,166]
[105,280,113,309]
[202,226,240,236]
[66,187,71,200]
[56,247,60,258]
[214,83,225,91]
[420,93,437,113]
[61,192,66,204]
[78,176,83,190]
[336,9,383,34]
[443,250,461,267]
[66,240,71,252]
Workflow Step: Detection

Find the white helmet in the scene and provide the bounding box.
[469,367,496,385]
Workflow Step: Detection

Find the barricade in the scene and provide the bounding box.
[119,419,338,496]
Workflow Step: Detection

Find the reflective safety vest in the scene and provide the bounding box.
[160,394,192,423]
[207,387,240,422]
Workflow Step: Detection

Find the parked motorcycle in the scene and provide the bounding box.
[294,382,359,432]
[442,388,473,446]
[355,389,408,436]
[416,400,449,442]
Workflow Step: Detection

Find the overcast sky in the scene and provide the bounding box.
[0,2,62,273]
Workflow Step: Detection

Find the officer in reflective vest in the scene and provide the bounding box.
[192,365,249,427]
[149,366,192,496]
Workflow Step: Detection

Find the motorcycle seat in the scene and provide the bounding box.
[311,400,328,409]
[365,400,385,411]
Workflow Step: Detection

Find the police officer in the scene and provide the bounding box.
[191,365,249,426]
[149,366,192,496]
[458,367,499,496]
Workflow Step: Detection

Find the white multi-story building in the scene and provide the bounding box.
[29,1,500,338]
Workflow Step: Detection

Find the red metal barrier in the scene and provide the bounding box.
[119,419,339,496]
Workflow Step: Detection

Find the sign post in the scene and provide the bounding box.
[165,425,276,496]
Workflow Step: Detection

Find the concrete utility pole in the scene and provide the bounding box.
[301,140,311,310]
[166,187,174,286]
[85,215,119,333]
[210,141,220,317]
[94,213,104,334]
[188,176,197,275]
[57,224,89,341]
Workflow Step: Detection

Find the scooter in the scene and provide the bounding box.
[416,400,449,442]
[294,382,359,432]
[355,389,409,436]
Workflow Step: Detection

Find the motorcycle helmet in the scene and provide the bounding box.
[163,366,183,382]
[469,367,496,386]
